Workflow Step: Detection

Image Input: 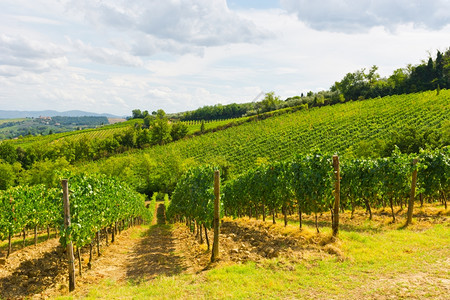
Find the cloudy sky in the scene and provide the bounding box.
[1,0,449,116]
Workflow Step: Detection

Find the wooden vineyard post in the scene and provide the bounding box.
[62,179,76,292]
[211,170,220,262]
[332,155,340,237]
[406,159,418,226]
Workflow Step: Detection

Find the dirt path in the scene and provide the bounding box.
[1,205,447,299]
[125,203,185,282]
[0,203,186,298]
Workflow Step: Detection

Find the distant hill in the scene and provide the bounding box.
[0,110,120,119]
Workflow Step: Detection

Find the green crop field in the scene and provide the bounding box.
[125,90,449,176]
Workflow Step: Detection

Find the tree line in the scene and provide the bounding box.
[134,49,449,122]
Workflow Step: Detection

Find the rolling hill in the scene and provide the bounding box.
[130,90,449,176]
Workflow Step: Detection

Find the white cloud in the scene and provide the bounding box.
[280,0,450,32]
[1,0,449,116]
[0,34,67,75]
[68,0,273,52]
[70,39,143,67]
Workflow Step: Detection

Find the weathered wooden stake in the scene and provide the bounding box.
[406,159,418,226]
[211,170,220,262]
[332,155,340,237]
[62,179,76,292]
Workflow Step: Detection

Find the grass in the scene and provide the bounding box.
[55,205,449,299]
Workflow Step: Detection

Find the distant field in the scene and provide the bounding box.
[108,118,126,124]
[0,118,26,124]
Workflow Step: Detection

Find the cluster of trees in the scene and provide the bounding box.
[332,50,450,101]
[180,103,252,121]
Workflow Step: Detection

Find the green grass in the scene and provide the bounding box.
[56,222,449,299]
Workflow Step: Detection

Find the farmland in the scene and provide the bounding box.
[0,89,449,299]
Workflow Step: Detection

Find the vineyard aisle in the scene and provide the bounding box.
[0,203,198,298]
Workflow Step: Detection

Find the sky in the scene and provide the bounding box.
[0,0,449,116]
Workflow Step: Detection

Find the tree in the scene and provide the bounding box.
[0,141,18,164]
[443,48,450,88]
[143,115,154,128]
[171,122,188,141]
[132,109,143,119]
[136,128,151,148]
[388,68,408,93]
[257,92,281,113]
[0,162,21,190]
[150,109,172,145]
[331,69,368,101]
[121,128,137,148]
[21,158,71,188]
[436,50,444,87]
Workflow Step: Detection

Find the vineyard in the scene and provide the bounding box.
[129,90,449,176]
[0,174,151,291]
[0,90,449,298]
[167,148,449,236]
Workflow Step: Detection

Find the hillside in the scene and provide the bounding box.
[127,90,449,176]
[1,90,449,299]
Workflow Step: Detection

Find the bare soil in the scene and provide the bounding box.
[0,203,447,299]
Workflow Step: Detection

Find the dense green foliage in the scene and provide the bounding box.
[171,148,448,232]
[181,103,253,121]
[167,165,217,229]
[0,174,150,251]
[0,185,60,241]
[60,174,150,248]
